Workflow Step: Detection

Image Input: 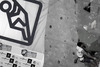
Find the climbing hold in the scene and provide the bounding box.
[83,2,91,13]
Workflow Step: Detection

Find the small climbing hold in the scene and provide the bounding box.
[49,25,52,28]
[90,20,96,29]
[83,2,91,13]
[74,0,77,3]
[83,25,88,30]
[50,45,52,48]
[72,52,75,55]
[60,17,63,20]
[58,60,60,64]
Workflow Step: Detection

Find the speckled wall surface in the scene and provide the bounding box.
[44,0,85,67]
[44,0,100,67]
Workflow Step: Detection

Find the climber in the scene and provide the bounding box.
[74,41,97,66]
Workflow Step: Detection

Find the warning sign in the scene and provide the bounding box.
[0,0,42,45]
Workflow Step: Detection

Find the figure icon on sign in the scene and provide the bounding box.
[0,0,30,40]
[0,0,42,45]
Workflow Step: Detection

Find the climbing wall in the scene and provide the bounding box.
[44,0,100,67]
[44,0,86,67]
[76,0,100,44]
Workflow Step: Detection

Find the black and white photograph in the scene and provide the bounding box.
[0,0,100,67]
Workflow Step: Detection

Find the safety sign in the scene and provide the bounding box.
[0,0,42,46]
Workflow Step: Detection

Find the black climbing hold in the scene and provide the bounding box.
[49,25,52,28]
[74,0,77,3]
[72,52,75,55]
[84,6,91,13]
[50,45,52,48]
[58,60,60,64]
[83,2,91,13]
[60,17,63,20]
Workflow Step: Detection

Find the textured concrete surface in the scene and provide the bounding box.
[44,0,86,67]
[44,0,100,67]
